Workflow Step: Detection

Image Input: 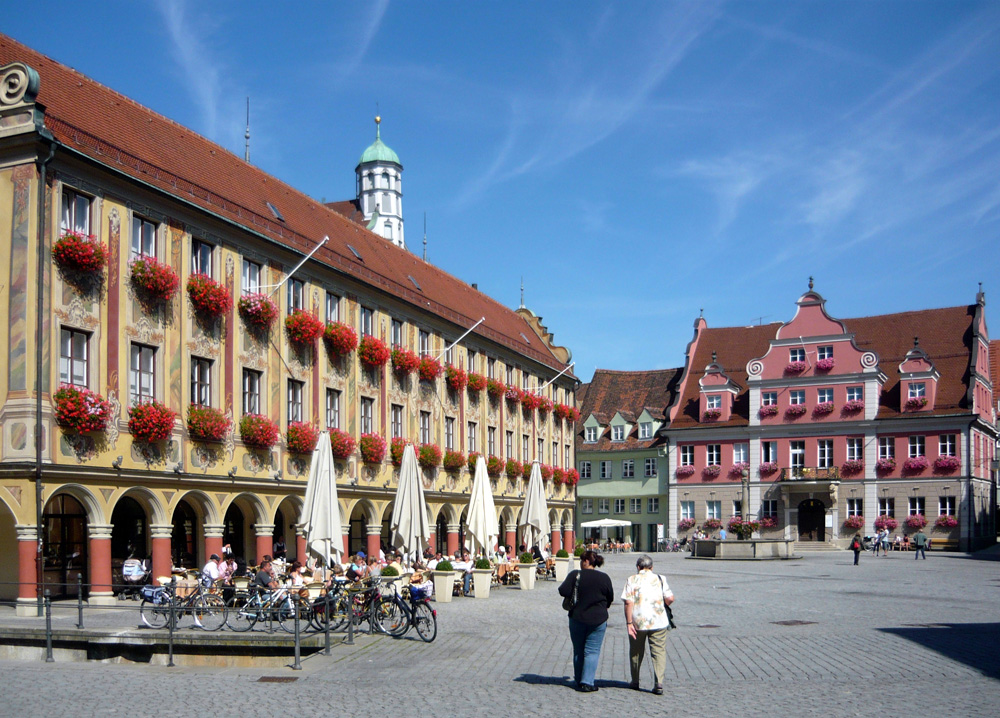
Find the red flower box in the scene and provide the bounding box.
[285,310,325,346]
[785,405,807,417]
[186,274,232,319]
[330,429,356,460]
[128,401,177,443]
[934,455,960,471]
[905,514,928,530]
[53,231,107,275]
[815,358,835,371]
[841,459,864,475]
[390,436,408,467]
[759,461,778,476]
[467,372,487,393]
[240,414,279,450]
[418,443,443,469]
[505,385,524,404]
[521,393,540,412]
[286,422,320,454]
[903,456,929,473]
[445,364,467,392]
[418,356,442,381]
[443,449,465,472]
[130,256,180,304]
[785,361,807,373]
[238,293,279,329]
[874,516,898,531]
[843,515,865,530]
[539,463,553,480]
[905,396,929,411]
[359,432,387,463]
[467,451,481,473]
[487,379,506,400]
[54,384,111,433]
[537,396,553,416]
[678,518,696,531]
[552,467,566,485]
[676,465,695,477]
[521,462,532,479]
[391,347,419,375]
[759,404,779,418]
[703,408,721,421]
[505,459,522,479]
[875,457,896,473]
[324,322,358,356]
[813,402,835,415]
[186,405,230,442]
[702,518,722,530]
[487,455,503,478]
[702,465,722,478]
[358,336,390,368]
[843,399,865,413]
[935,514,958,529]
[565,468,580,486]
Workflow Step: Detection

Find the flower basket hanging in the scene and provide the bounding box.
[324,322,358,356]
[467,372,487,393]
[676,465,695,478]
[935,514,958,529]
[934,455,960,472]
[130,256,180,304]
[505,458,522,479]
[239,414,280,450]
[445,364,467,392]
[553,403,570,421]
[128,401,177,443]
[905,514,928,530]
[813,402,835,415]
[521,462,533,479]
[758,461,778,476]
[238,293,279,329]
[566,406,581,422]
[359,432,387,463]
[53,231,108,275]
[391,347,419,375]
[875,457,896,473]
[186,405,230,442]
[841,459,864,475]
[873,516,898,531]
[565,468,580,486]
[905,396,929,411]
[487,455,503,478]
[286,422,320,454]
[785,405,807,417]
[418,443,443,469]
[486,378,506,400]
[505,385,524,404]
[758,404,779,418]
[521,393,540,412]
[443,449,465,472]
[358,336,390,368]
[330,428,356,460]
[903,456,929,473]
[843,515,865,530]
[418,356,442,381]
[678,518,696,531]
[539,463,553,480]
[54,385,111,433]
[815,357,835,371]
[702,518,722,531]
[537,396,553,417]
[467,451,481,473]
[186,274,232,319]
[285,310,325,346]
[552,467,566,485]
[843,399,865,413]
[390,437,408,467]
[785,361,807,374]
[729,461,749,478]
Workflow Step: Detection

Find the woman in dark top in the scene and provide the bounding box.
[558,549,614,692]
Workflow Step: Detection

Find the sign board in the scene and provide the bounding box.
[657,523,664,542]
[825,514,833,528]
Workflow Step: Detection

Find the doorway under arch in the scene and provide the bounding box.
[42,494,88,598]
[110,495,147,577]
[798,498,826,541]
[171,500,199,568]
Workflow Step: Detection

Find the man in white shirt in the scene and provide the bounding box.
[621,554,674,695]
[452,551,474,596]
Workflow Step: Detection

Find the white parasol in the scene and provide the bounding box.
[300,431,344,566]
[466,455,499,556]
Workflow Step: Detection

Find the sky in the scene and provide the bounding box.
[7,1,1000,383]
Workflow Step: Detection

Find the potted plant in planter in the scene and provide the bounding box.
[703,408,722,421]
[843,399,864,413]
[759,516,778,530]
[445,364,467,392]
[359,433,387,464]
[520,392,540,413]
[539,463,553,481]
[128,401,177,443]
[389,436,408,467]
[841,459,864,476]
[358,335,390,369]
[486,455,503,478]
[554,549,571,581]
[443,449,465,473]
[903,456,929,474]
[905,396,929,411]
[186,405,230,442]
[505,458,522,480]
[239,414,280,450]
[54,384,112,433]
[702,465,721,479]
[186,274,232,319]
[472,557,493,598]
[815,357,835,371]
[785,404,807,418]
[418,443,443,470]
[238,292,279,330]
[486,378,506,401]
[537,396,553,418]
[467,372,487,393]
[702,518,723,532]
[573,543,584,569]
[53,230,108,276]
[286,421,320,454]
[517,551,536,590]
[324,321,358,357]
[813,401,835,416]
[758,461,778,476]
[552,467,566,485]
[553,403,570,421]
[504,385,524,406]
[285,310,325,347]
[875,457,896,474]
[728,462,749,478]
[843,515,865,531]
[329,428,356,461]
[130,255,180,304]
[565,406,581,423]
[418,356,442,382]
[432,559,456,603]
[391,346,419,375]
[785,361,807,374]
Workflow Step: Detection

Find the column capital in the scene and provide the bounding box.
[446,523,460,533]
[150,523,174,539]
[255,523,275,537]
[15,524,38,541]
[203,523,225,538]
[87,524,114,540]
[365,524,381,536]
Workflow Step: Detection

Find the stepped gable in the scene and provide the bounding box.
[0,34,571,375]
[576,368,682,451]
[990,339,1000,406]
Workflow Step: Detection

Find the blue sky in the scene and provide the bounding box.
[9,1,1000,382]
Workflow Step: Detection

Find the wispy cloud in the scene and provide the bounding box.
[334,0,389,86]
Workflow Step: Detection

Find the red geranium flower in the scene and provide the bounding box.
[186,405,230,442]
[286,422,320,454]
[285,310,325,346]
[324,322,358,356]
[128,401,177,443]
[239,414,280,450]
[53,231,107,274]
[186,274,232,318]
[130,256,180,304]
[54,384,111,433]
[358,336,390,368]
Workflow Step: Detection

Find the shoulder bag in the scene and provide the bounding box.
[562,570,580,613]
[660,575,676,630]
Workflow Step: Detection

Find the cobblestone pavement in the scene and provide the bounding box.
[1,549,998,717]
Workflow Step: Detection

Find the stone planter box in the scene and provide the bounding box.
[431,570,456,602]
[554,557,570,582]
[517,563,536,590]
[690,539,796,560]
[472,569,492,599]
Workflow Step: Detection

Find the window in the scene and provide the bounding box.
[444,343,453,366]
[585,426,598,443]
[939,496,956,516]
[59,328,89,388]
[847,498,863,517]
[565,445,571,468]
[762,441,777,463]
[538,438,544,460]
[706,501,721,520]
[190,357,212,407]
[680,501,694,520]
[243,370,261,415]
[909,436,925,458]
[420,412,431,445]
[789,347,805,363]
[287,380,303,424]
[467,350,476,372]
[878,437,895,460]
[644,458,657,477]
[419,330,430,356]
[908,496,925,515]
[468,422,477,450]
[506,431,514,458]
[522,435,529,463]
[639,422,652,440]
[327,293,341,323]
[242,259,261,295]
[488,358,496,379]
[360,397,374,434]
[191,239,213,275]
[488,427,496,456]
[909,382,926,399]
[878,498,895,517]
[613,499,626,515]
[846,438,863,462]
[360,306,374,337]
[939,435,956,457]
[611,425,625,442]
[818,388,833,404]
[391,405,404,439]
[129,344,156,404]
[286,278,303,312]
[790,390,805,405]
[761,500,777,519]
[131,216,156,258]
[629,498,642,514]
[61,189,91,234]
[817,440,833,468]
[733,500,743,517]
[521,371,528,391]
[790,441,805,471]
[680,445,694,466]
[580,462,591,480]
[581,499,593,514]
[599,461,611,479]
[326,389,340,429]
[817,345,833,360]
[622,460,634,478]
[706,444,721,466]
[647,498,659,513]
[847,386,863,402]
[707,395,723,411]
[762,391,777,406]
[444,417,454,449]
[598,499,610,515]
[733,443,748,464]
[506,365,514,386]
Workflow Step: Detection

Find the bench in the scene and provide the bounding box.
[927,538,959,551]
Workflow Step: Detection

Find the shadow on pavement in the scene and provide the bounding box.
[514,674,637,691]
[878,622,1000,679]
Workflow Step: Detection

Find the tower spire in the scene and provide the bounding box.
[423,213,427,262]
[519,277,525,309]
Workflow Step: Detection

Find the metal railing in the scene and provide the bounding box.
[778,466,841,481]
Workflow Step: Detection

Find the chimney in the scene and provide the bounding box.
[471,283,478,291]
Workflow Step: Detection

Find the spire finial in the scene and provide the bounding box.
[699,308,704,318]
[519,277,525,309]
[375,105,381,140]
[244,97,250,163]
[422,212,427,262]
[808,275,814,290]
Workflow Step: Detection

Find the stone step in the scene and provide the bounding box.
[794,541,842,552]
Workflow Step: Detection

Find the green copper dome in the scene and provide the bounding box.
[358,117,401,167]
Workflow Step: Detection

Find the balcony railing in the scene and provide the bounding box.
[778,465,841,481]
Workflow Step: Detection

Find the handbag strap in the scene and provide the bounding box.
[572,570,580,604]
[660,575,675,625]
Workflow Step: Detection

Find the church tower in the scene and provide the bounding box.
[356,116,404,248]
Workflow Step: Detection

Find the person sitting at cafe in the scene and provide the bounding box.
[453,551,474,596]
[254,560,278,593]
[409,564,433,599]
[287,561,305,587]
[201,554,222,590]
[346,553,369,583]
[367,555,382,578]
[427,552,443,570]
[218,555,237,584]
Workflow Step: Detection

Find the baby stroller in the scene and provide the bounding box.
[119,557,150,600]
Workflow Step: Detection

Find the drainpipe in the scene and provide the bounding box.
[35,139,56,613]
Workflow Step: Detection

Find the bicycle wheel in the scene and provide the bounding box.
[277,594,305,634]
[140,599,170,629]
[373,595,407,636]
[412,601,437,643]
[193,593,227,631]
[225,593,257,632]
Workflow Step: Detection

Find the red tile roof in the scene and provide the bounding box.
[324,200,367,228]
[576,368,682,452]
[0,34,571,375]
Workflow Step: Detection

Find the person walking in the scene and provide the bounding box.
[621,555,674,695]
[913,529,928,559]
[558,549,614,693]
[849,533,863,565]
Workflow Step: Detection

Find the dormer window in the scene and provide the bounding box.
[909,383,926,399]
[585,426,598,443]
[611,425,625,442]
[706,395,721,409]
[789,347,806,363]
[817,346,833,360]
[639,422,652,440]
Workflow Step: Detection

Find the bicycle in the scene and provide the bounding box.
[225,585,308,633]
[139,573,227,631]
[379,584,437,642]
[309,581,349,633]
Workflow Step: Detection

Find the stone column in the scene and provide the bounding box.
[446,523,460,557]
[550,527,561,553]
[295,529,307,563]
[150,524,173,586]
[505,529,517,552]
[565,528,575,550]
[15,525,39,617]
[255,524,275,564]
[428,530,437,553]
[342,525,350,560]
[203,523,225,561]
[87,524,115,605]
[366,524,381,560]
